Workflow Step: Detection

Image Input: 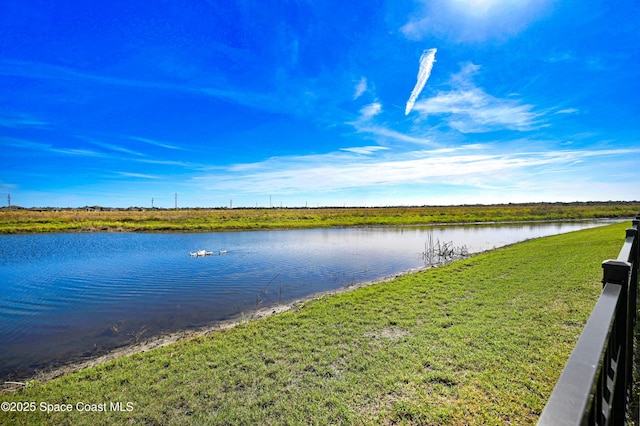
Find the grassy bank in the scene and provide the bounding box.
[0,202,638,233]
[0,221,630,424]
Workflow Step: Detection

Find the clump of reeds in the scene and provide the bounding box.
[421,230,468,265]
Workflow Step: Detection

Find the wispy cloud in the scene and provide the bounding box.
[359,102,382,120]
[192,145,640,196]
[1,137,106,158]
[405,48,437,115]
[125,136,184,150]
[52,147,104,157]
[353,125,438,146]
[116,172,161,179]
[136,158,195,168]
[400,16,432,42]
[353,77,368,100]
[414,89,543,132]
[0,60,289,117]
[349,100,437,147]
[412,63,544,132]
[340,146,390,155]
[0,180,18,191]
[51,148,108,157]
[85,139,145,157]
[545,51,576,63]
[555,108,579,115]
[0,114,50,129]
[0,59,180,92]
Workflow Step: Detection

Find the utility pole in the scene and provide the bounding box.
[151,198,154,209]
[7,193,10,210]
[175,193,178,209]
[230,199,233,209]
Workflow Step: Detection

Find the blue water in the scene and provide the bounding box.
[0,220,621,379]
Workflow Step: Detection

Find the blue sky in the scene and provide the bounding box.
[1,0,639,208]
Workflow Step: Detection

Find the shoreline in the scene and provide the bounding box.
[0,216,627,236]
[1,264,434,393]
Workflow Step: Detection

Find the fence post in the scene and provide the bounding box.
[602,259,631,426]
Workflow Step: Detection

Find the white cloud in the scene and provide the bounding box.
[0,114,50,129]
[86,140,145,156]
[555,108,579,115]
[136,158,194,168]
[405,48,437,115]
[126,136,183,150]
[340,146,390,155]
[412,64,543,132]
[359,102,383,120]
[53,148,104,157]
[192,145,640,197]
[414,88,543,132]
[546,51,576,63]
[353,77,368,100]
[347,94,437,147]
[0,60,311,121]
[116,172,160,179]
[0,180,18,191]
[2,138,109,158]
[354,125,438,146]
[449,62,481,87]
[400,17,431,42]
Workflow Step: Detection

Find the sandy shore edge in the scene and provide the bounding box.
[1,265,434,393]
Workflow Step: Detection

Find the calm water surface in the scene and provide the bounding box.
[0,220,621,379]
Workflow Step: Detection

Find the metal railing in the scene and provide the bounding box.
[538,216,639,425]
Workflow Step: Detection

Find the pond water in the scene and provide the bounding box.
[0,220,622,380]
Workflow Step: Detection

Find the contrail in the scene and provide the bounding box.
[405,48,437,115]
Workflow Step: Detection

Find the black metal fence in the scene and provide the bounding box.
[538,216,639,425]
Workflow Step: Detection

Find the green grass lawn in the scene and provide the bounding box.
[0,222,630,425]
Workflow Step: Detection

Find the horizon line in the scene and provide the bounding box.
[2,200,639,211]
